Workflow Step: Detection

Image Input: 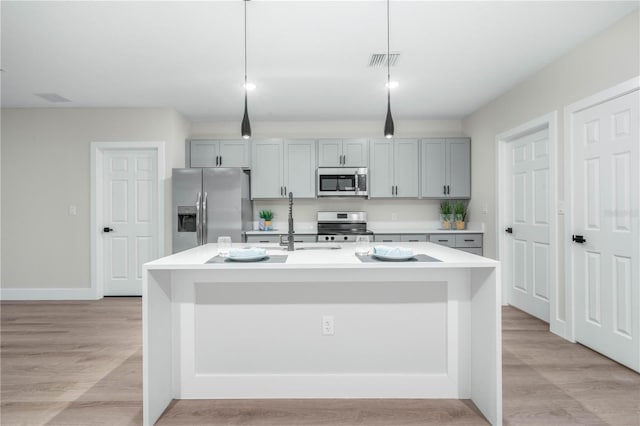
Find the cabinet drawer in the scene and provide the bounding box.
[429,235,455,247]
[457,247,483,256]
[374,234,402,243]
[400,234,427,242]
[246,235,281,244]
[455,234,483,248]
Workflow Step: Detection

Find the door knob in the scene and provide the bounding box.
[505,227,513,234]
[572,234,586,243]
[103,227,114,233]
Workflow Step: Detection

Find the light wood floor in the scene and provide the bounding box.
[1,298,638,425]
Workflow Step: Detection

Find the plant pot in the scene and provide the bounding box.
[455,220,466,230]
[440,214,453,229]
[264,220,273,231]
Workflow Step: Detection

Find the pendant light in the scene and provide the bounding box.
[384,0,394,139]
[241,0,251,139]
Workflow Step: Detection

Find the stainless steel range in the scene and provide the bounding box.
[316,211,373,242]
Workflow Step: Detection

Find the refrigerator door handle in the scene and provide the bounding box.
[203,192,208,244]
[196,192,202,245]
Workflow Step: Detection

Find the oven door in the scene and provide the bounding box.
[317,168,367,197]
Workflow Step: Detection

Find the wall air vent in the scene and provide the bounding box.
[34,93,71,103]
[368,53,400,68]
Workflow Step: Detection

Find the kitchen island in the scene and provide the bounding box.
[143,243,501,425]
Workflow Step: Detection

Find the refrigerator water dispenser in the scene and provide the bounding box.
[177,206,197,232]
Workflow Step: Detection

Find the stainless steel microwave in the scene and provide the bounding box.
[316,167,368,197]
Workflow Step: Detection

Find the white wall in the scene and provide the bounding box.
[462,11,639,316]
[1,108,190,291]
[191,119,465,224]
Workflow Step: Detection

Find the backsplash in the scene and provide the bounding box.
[253,198,442,223]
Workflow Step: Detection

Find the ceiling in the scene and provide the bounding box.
[1,1,637,122]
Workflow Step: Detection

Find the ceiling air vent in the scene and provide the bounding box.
[34,93,71,103]
[368,53,400,68]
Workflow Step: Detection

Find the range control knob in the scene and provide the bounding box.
[343,236,348,241]
[330,236,335,241]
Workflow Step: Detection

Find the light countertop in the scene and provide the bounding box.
[145,242,497,270]
[245,221,484,235]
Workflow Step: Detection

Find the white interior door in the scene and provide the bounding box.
[571,89,639,372]
[103,149,159,296]
[505,128,551,322]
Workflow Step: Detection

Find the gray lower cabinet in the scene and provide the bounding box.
[245,234,316,244]
[245,234,281,244]
[430,233,483,255]
[374,234,427,243]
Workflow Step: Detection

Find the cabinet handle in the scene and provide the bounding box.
[395,185,398,196]
[464,239,474,242]
[215,156,218,166]
[438,239,447,242]
[447,185,450,195]
[284,186,287,196]
[280,186,283,196]
[219,156,223,166]
[443,185,446,195]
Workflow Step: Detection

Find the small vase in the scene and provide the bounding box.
[264,220,273,231]
[258,218,266,231]
[440,214,452,230]
[455,214,466,230]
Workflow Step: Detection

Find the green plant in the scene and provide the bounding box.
[439,200,452,215]
[453,201,467,220]
[259,210,273,221]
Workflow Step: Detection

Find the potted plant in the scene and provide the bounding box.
[439,200,453,229]
[453,201,467,230]
[259,210,274,231]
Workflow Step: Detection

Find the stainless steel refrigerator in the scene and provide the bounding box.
[172,168,252,253]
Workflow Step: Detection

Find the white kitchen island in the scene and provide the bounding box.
[143,243,501,425]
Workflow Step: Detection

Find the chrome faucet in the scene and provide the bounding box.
[287,192,295,251]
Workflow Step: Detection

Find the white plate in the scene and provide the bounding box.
[371,253,415,261]
[227,254,268,262]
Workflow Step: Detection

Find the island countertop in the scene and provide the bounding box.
[145,242,497,270]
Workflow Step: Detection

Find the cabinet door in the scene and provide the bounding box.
[343,139,368,167]
[420,139,447,198]
[284,139,316,198]
[447,138,471,198]
[394,139,419,197]
[369,139,394,198]
[317,139,342,167]
[190,140,219,168]
[219,140,250,168]
[251,140,284,199]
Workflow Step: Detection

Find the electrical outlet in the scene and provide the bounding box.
[69,205,77,216]
[322,315,334,336]
[481,204,488,214]
[391,213,398,221]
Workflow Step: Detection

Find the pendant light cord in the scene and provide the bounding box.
[244,0,248,87]
[387,0,390,102]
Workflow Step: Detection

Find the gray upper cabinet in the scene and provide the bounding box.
[190,140,250,168]
[369,139,419,198]
[251,139,316,199]
[318,139,368,167]
[421,138,470,198]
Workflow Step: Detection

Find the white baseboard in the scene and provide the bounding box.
[1,287,99,301]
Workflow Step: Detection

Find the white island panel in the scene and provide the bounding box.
[143,243,501,425]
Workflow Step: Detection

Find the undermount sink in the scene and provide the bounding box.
[254,245,342,251]
[294,245,341,250]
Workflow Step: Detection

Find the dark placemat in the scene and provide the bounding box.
[355,253,441,263]
[206,255,288,264]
